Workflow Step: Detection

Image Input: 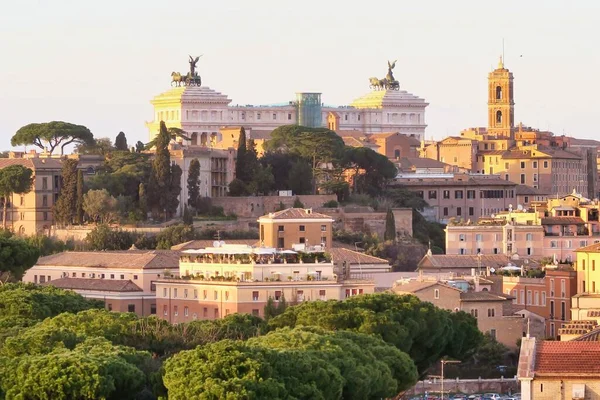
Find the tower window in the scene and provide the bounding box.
[496,110,502,124]
[496,86,502,100]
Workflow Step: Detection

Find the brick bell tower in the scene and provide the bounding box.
[487,56,515,139]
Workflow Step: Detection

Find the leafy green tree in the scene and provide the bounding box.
[83,189,118,224]
[344,146,397,195]
[0,232,39,282]
[384,208,396,241]
[187,158,200,208]
[24,234,73,257]
[11,121,94,155]
[248,164,274,195]
[228,178,249,196]
[287,160,313,195]
[266,125,345,193]
[54,159,79,226]
[75,137,115,155]
[155,224,197,249]
[0,283,103,327]
[114,131,128,151]
[292,197,304,208]
[85,224,134,250]
[135,141,145,153]
[0,165,33,228]
[0,338,148,400]
[76,169,84,224]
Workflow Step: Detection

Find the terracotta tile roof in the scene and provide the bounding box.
[575,242,600,253]
[419,254,514,270]
[460,291,510,302]
[516,184,549,196]
[534,341,600,375]
[328,248,390,266]
[399,157,449,170]
[261,208,334,221]
[171,239,259,250]
[335,130,367,139]
[43,278,142,292]
[393,177,516,187]
[342,137,367,147]
[541,217,585,225]
[0,157,63,170]
[392,280,460,294]
[35,250,180,270]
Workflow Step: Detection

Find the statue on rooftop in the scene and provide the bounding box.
[171,55,203,87]
[368,60,400,91]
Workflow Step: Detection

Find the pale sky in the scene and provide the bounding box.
[1,0,599,151]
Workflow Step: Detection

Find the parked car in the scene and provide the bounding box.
[468,395,483,400]
[452,395,468,399]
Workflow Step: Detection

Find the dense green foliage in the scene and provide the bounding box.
[384,208,396,241]
[0,231,39,282]
[11,121,94,155]
[54,159,79,226]
[114,131,128,151]
[76,169,84,224]
[0,165,33,228]
[187,158,200,209]
[0,282,481,399]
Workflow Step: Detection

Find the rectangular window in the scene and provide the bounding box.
[299,225,305,232]
[470,309,478,317]
[163,305,168,316]
[252,291,259,301]
[225,291,229,301]
[42,177,48,189]
[214,308,219,318]
[184,306,189,317]
[133,275,138,280]
[456,207,462,216]
[184,289,188,298]
[487,308,495,317]
[469,207,474,216]
[542,291,546,306]
[520,161,525,169]
[203,290,208,300]
[42,195,48,207]
[194,289,198,299]
[434,289,440,299]
[20,196,24,206]
[455,190,463,199]
[128,304,135,313]
[443,207,448,216]
[252,309,260,316]
[533,161,538,168]
[275,291,282,301]
[520,174,526,184]
[278,225,284,232]
[443,190,450,199]
[321,225,327,232]
[520,290,525,305]
[43,212,48,221]
[490,329,497,339]
[428,190,437,199]
[526,233,533,241]
[534,291,539,305]
[288,113,292,120]
[173,288,178,298]
[544,160,548,168]
[120,274,124,279]
[214,291,218,300]
[203,307,208,318]
[459,234,466,242]
[527,290,532,305]
[476,234,483,242]
[319,289,326,300]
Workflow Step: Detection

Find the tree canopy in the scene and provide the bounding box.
[114,131,129,151]
[0,232,39,282]
[0,165,33,228]
[11,121,94,155]
[53,159,79,226]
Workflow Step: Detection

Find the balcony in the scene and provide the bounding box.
[544,232,560,236]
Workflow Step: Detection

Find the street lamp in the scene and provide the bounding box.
[440,359,461,399]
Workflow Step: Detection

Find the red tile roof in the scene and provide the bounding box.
[575,242,600,253]
[534,341,600,375]
[541,217,585,225]
[0,157,63,170]
[328,248,390,266]
[261,208,334,220]
[460,291,511,302]
[36,250,180,270]
[43,278,142,292]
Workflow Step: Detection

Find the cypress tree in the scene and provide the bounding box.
[138,183,147,220]
[149,121,172,217]
[75,169,84,224]
[114,131,128,151]
[384,208,396,242]
[187,158,200,208]
[235,127,248,182]
[183,205,193,226]
[167,163,182,218]
[54,159,79,226]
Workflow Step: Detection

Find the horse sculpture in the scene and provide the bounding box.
[171,72,185,87]
[369,77,386,90]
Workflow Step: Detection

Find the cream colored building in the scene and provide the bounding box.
[155,244,374,322]
[257,208,334,249]
[0,152,62,236]
[146,65,429,145]
[23,250,181,316]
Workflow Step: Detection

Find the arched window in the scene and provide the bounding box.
[394,149,401,159]
[496,110,503,124]
[191,132,198,146]
[201,132,207,145]
[496,86,502,100]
